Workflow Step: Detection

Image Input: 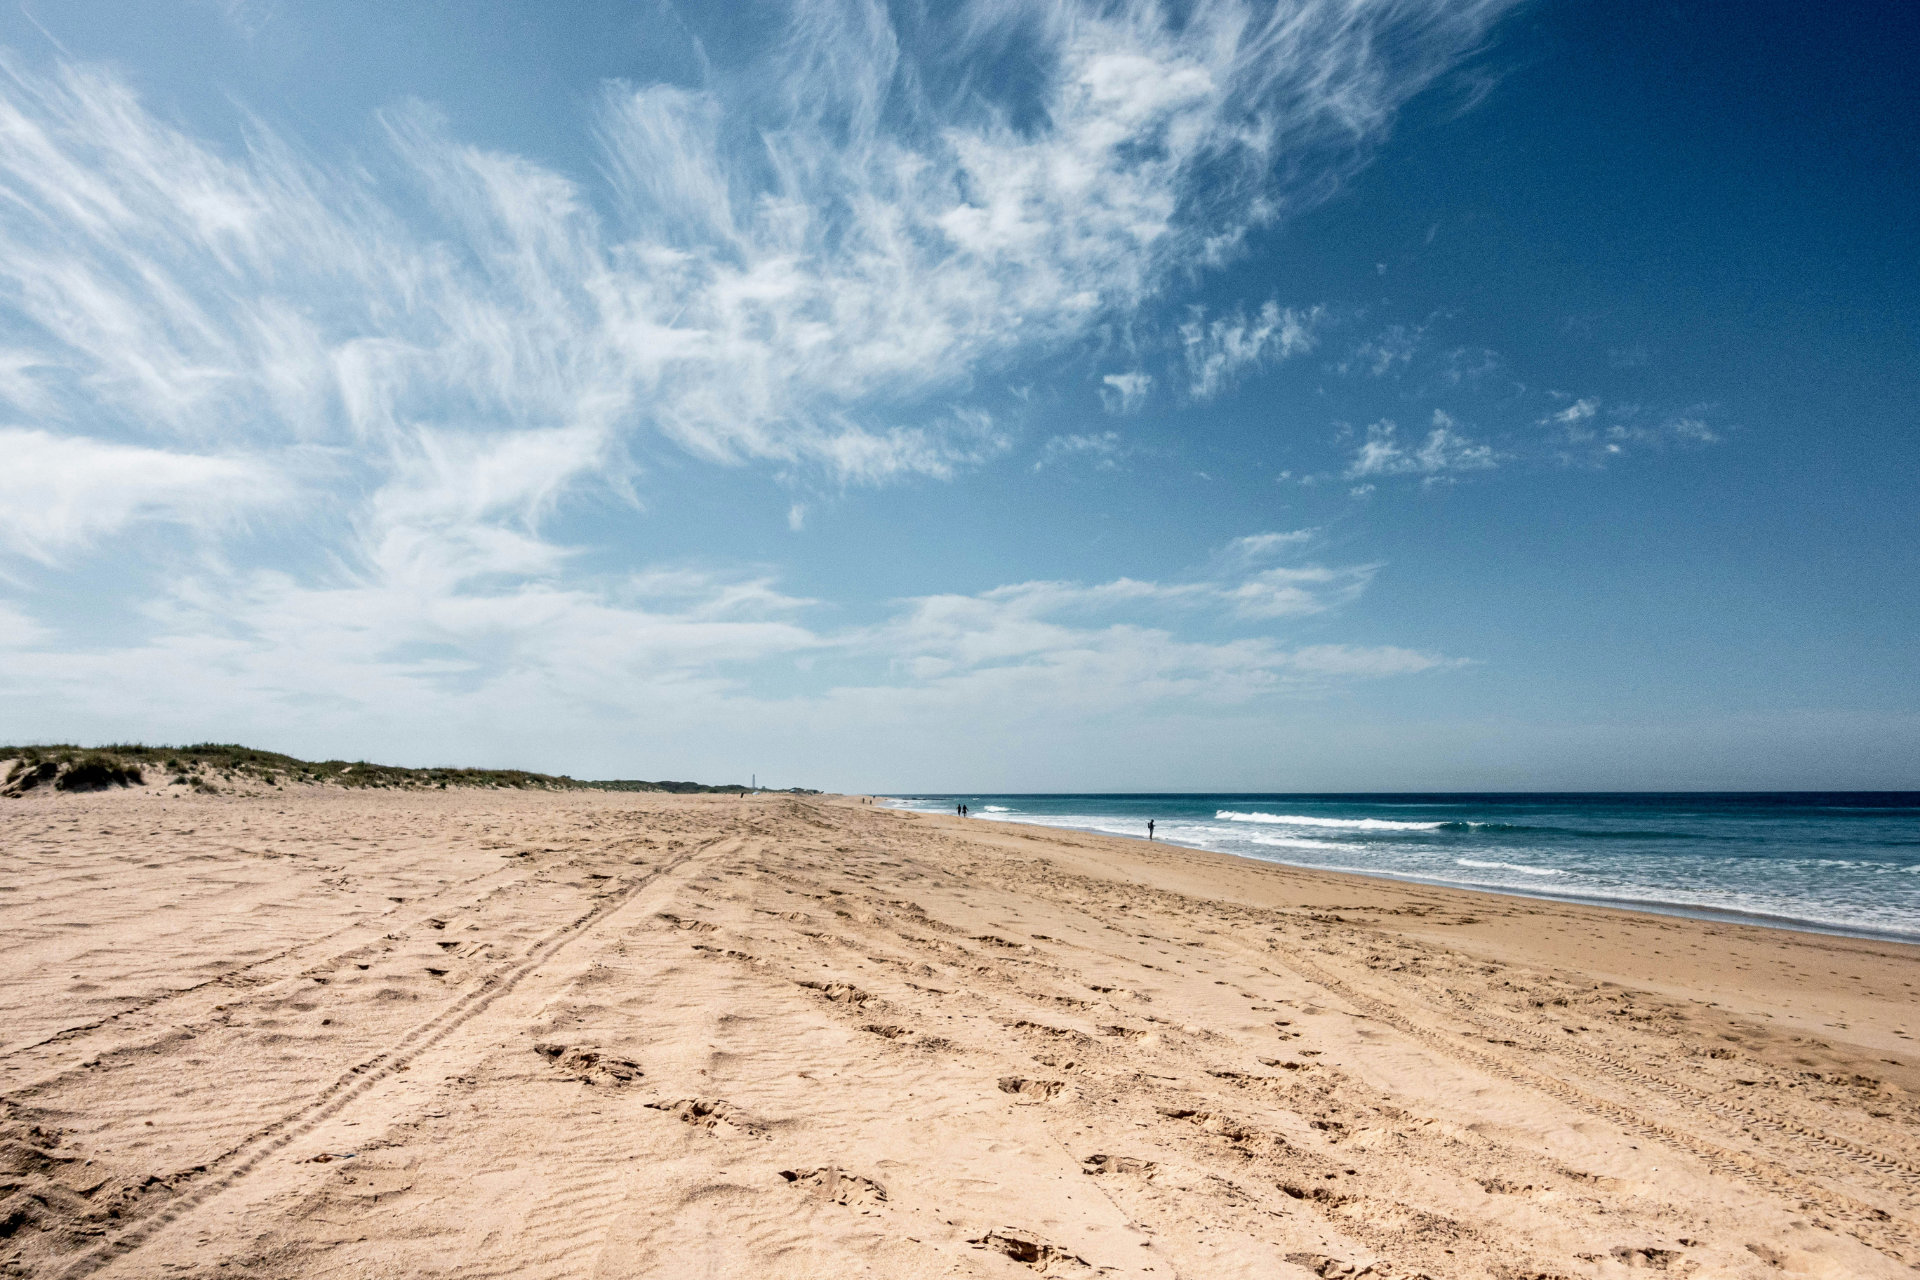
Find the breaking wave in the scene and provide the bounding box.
[1217,810,1443,832]
[1455,857,1566,877]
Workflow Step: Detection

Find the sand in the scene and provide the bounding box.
[1,784,1916,1279]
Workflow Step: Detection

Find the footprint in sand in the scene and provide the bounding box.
[969,1227,1098,1276]
[1607,1245,1683,1269]
[325,1161,418,1204]
[532,1042,643,1085]
[1012,1020,1085,1043]
[645,1097,767,1138]
[1284,1252,1422,1279]
[778,1167,888,1209]
[1278,1181,1357,1208]
[997,1077,1067,1102]
[1477,1177,1535,1195]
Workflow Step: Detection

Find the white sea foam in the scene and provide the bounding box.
[1242,833,1369,853]
[1455,857,1566,877]
[876,796,1920,943]
[1217,810,1443,832]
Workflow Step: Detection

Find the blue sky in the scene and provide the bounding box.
[0,0,1914,791]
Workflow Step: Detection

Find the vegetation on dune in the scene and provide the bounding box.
[589,778,779,794]
[0,749,146,796]
[0,743,809,797]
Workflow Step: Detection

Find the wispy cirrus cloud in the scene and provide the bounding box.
[882,556,1377,667]
[1034,430,1129,471]
[1346,410,1498,482]
[1180,300,1321,400]
[0,1,1517,553]
[1216,528,1317,565]
[1099,372,1154,414]
[0,531,1450,766]
[821,532,1426,696]
[1338,320,1425,377]
[0,427,285,563]
[1316,392,1726,496]
[0,0,1514,758]
[1541,396,1728,464]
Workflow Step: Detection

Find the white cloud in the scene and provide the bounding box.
[0,599,47,646]
[1099,371,1153,414]
[0,3,1513,762]
[0,428,283,563]
[0,533,1456,763]
[1034,430,1126,470]
[1542,396,1602,436]
[1346,411,1497,481]
[1219,528,1316,565]
[1180,300,1320,399]
[1283,643,1460,678]
[849,542,1430,704]
[0,0,1514,597]
[1340,321,1423,377]
[1665,416,1719,445]
[1541,397,1727,463]
[1224,563,1378,618]
[0,1,1514,482]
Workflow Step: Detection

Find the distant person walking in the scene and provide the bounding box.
[1147,819,1155,841]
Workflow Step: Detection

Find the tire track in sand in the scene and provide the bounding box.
[1258,944,1918,1266]
[1,856,580,1090]
[1382,961,1920,1191]
[58,836,737,1280]
[981,850,1920,1216]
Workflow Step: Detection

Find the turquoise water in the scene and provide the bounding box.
[883,792,1920,943]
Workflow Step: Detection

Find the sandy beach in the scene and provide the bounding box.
[1,785,1915,1279]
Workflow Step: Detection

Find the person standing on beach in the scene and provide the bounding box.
[1147,819,1155,840]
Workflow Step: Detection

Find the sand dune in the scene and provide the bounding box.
[1,786,1915,1277]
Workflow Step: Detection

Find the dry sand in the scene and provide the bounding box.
[1,784,1916,1278]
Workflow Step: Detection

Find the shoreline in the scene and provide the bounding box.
[884,801,1920,1082]
[1045,824,1920,947]
[3,785,1915,1277]
[882,797,1920,948]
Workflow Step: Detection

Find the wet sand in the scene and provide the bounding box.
[1,784,1916,1278]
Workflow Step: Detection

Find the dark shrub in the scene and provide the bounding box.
[55,755,144,792]
[4,758,59,795]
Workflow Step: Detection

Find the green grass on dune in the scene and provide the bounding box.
[0,743,792,796]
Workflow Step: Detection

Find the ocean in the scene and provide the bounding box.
[881,792,1920,943]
